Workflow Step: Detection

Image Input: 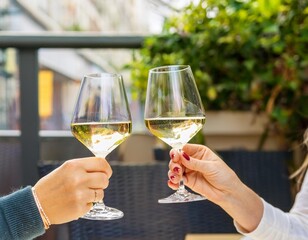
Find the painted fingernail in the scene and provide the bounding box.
[173,167,180,173]
[170,175,175,181]
[170,153,175,159]
[182,152,190,161]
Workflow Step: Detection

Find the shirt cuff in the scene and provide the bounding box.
[1,186,45,239]
[234,198,289,239]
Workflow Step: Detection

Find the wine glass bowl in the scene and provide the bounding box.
[71,72,132,220]
[144,65,206,203]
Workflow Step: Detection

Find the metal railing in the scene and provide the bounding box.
[0,32,144,186]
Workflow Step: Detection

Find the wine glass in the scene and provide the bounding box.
[144,65,206,203]
[71,73,132,220]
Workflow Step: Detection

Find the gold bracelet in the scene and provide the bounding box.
[32,187,51,230]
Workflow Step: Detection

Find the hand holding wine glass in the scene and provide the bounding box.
[144,65,206,203]
[71,73,132,220]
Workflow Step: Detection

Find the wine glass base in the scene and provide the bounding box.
[158,189,206,204]
[82,205,124,220]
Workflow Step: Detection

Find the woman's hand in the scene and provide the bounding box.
[167,144,263,232]
[168,144,241,204]
[34,157,112,224]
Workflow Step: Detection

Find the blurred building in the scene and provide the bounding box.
[0,0,186,131]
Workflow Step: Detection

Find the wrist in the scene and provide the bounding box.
[32,187,51,230]
[219,181,263,233]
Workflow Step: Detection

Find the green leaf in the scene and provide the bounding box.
[257,0,281,17]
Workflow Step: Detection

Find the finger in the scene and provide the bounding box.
[85,202,94,213]
[172,164,182,175]
[182,144,207,159]
[79,157,113,178]
[180,150,209,174]
[85,172,110,189]
[88,188,104,203]
[168,162,183,174]
[170,149,181,163]
[167,180,179,190]
[168,170,180,184]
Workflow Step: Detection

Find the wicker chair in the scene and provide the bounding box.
[38,150,292,240]
[0,140,22,195]
[219,150,292,212]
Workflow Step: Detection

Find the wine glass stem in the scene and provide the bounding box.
[94,154,108,210]
[96,200,106,209]
[177,179,186,194]
[176,148,187,194]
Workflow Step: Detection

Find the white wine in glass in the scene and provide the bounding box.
[71,73,132,220]
[144,65,206,203]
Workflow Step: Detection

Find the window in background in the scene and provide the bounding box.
[0,48,20,130]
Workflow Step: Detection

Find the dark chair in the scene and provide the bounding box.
[38,150,292,240]
[218,150,293,212]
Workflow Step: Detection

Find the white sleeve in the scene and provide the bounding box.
[234,172,308,240]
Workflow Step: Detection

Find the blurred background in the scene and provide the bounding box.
[1,0,307,188]
[0,0,307,239]
[0,0,190,190]
[0,0,307,189]
[0,0,188,132]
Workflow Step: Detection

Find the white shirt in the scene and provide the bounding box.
[235,172,308,240]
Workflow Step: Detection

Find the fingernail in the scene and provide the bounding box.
[170,153,175,159]
[182,152,190,161]
[173,167,180,173]
[170,175,175,180]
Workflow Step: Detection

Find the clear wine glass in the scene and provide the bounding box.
[144,65,206,203]
[71,73,132,220]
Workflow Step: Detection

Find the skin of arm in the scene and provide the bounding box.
[167,144,263,233]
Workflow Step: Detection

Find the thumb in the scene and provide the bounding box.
[180,151,208,174]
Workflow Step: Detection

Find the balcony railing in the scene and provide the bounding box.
[0,32,144,186]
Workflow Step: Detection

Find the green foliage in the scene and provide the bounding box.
[129,0,308,148]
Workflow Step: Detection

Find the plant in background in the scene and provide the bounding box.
[128,0,308,149]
